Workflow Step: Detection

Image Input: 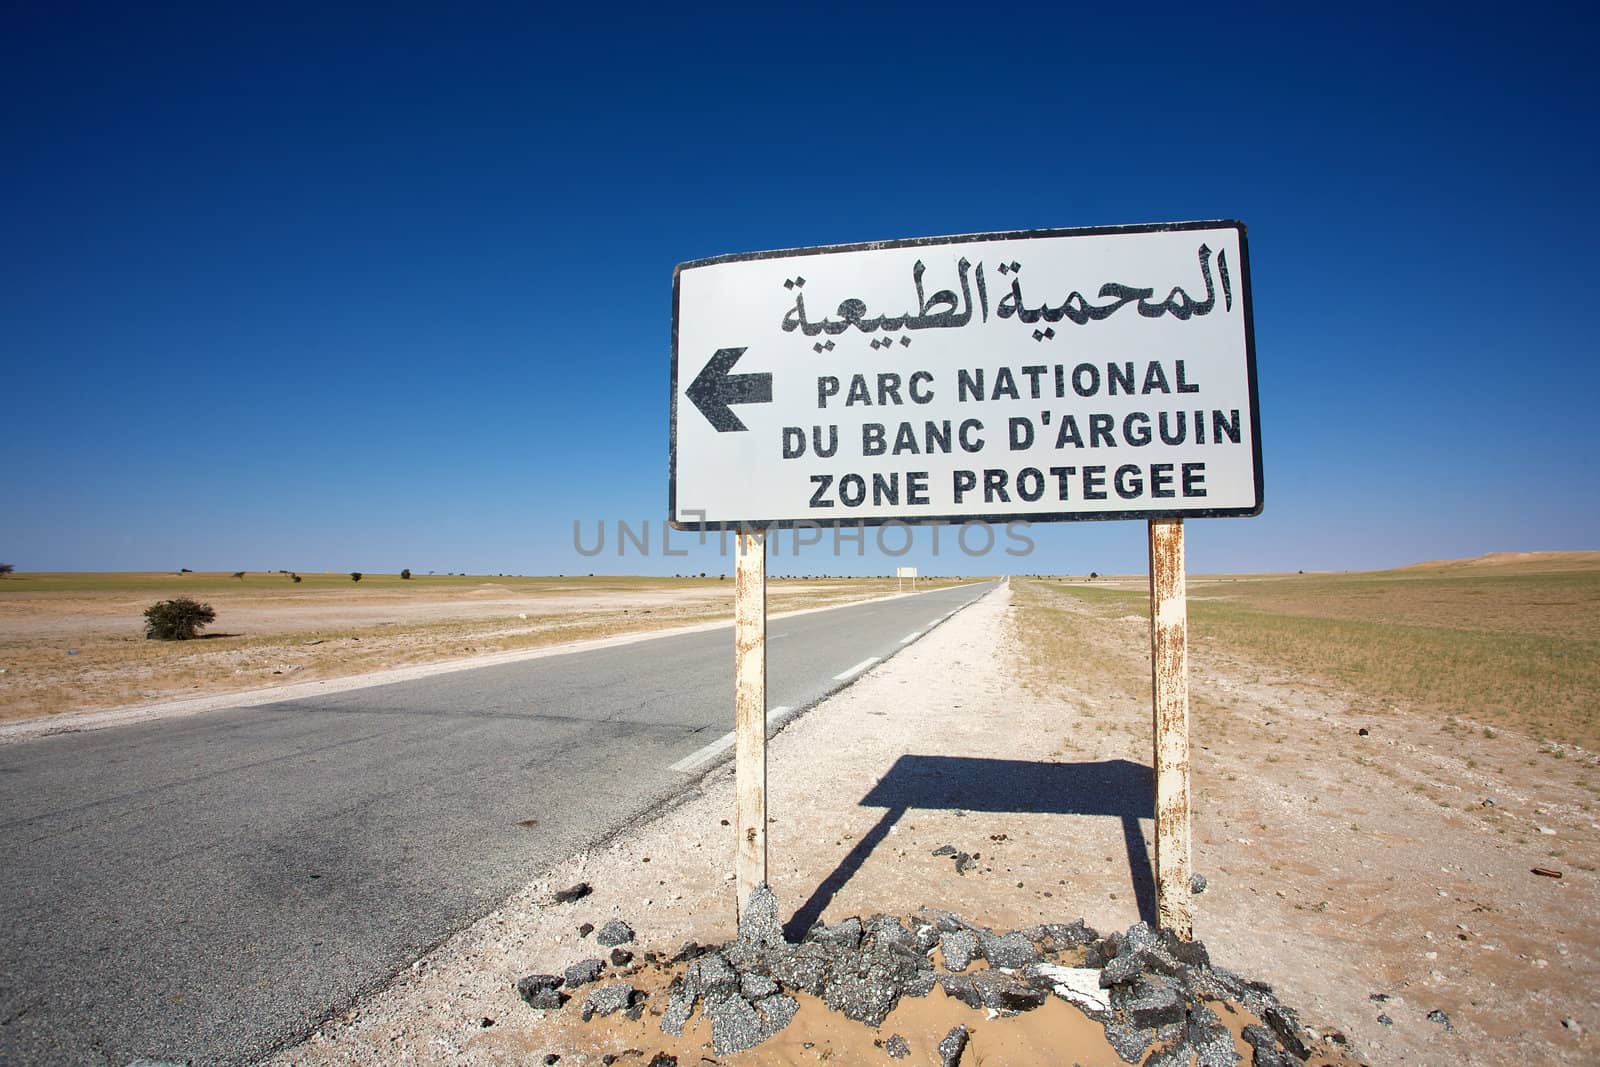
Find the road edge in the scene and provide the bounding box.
[0,581,988,745]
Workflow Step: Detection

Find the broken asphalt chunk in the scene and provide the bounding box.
[865,914,917,951]
[737,883,786,949]
[1099,951,1145,987]
[755,992,798,1037]
[979,930,1040,969]
[939,930,978,972]
[938,974,980,1008]
[516,973,565,1010]
[1263,1005,1311,1059]
[686,952,738,998]
[563,958,606,988]
[1104,1018,1156,1064]
[767,942,829,995]
[937,1024,969,1067]
[580,983,634,1021]
[1184,1003,1238,1066]
[1022,919,1098,953]
[939,970,1047,1014]
[822,972,899,1027]
[659,978,696,1037]
[1144,1039,1197,1067]
[739,971,778,1001]
[1241,1024,1294,1067]
[807,915,863,952]
[706,990,764,1055]
[668,941,715,964]
[1113,975,1186,1029]
[596,919,636,947]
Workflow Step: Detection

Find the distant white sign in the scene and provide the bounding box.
[671,222,1261,529]
[895,566,918,579]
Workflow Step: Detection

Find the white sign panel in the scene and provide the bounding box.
[895,566,918,579]
[671,222,1261,529]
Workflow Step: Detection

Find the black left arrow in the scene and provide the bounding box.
[685,347,772,432]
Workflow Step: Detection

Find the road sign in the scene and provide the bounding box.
[671,221,1260,529]
[895,564,917,592]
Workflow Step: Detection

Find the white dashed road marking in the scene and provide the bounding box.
[833,657,880,682]
[669,706,791,773]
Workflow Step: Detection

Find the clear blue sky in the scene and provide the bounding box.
[4,3,1597,576]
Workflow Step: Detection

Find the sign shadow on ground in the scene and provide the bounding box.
[784,754,1156,939]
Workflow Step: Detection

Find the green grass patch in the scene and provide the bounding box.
[1188,598,1599,746]
[1014,563,1600,750]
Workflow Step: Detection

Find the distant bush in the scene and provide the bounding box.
[350,572,363,582]
[1089,571,1099,580]
[292,574,302,583]
[232,571,245,580]
[0,563,13,578]
[400,568,411,580]
[144,597,216,640]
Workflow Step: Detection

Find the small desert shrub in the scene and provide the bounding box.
[144,597,216,640]
[292,574,302,583]
[400,568,411,580]
[0,563,14,577]
[232,571,245,580]
[350,572,363,582]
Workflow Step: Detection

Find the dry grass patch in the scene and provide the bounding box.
[1014,557,1600,750]
[1186,568,1600,748]
[1011,581,1147,704]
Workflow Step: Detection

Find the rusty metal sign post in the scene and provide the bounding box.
[733,530,767,917]
[1148,517,1192,938]
[671,222,1260,935]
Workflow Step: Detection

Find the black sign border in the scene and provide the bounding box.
[670,220,1261,531]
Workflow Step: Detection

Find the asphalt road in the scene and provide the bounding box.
[0,581,994,1066]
